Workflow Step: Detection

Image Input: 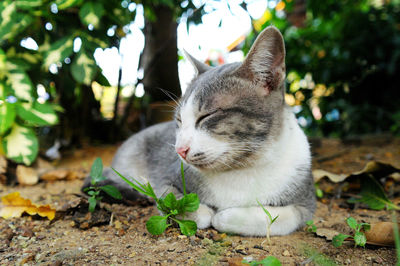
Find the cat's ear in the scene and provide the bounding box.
[235,26,285,95]
[183,49,211,75]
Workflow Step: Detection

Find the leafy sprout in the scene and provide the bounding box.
[83,158,122,212]
[112,162,200,236]
[332,217,370,248]
[305,220,317,233]
[242,256,281,266]
[256,199,279,244]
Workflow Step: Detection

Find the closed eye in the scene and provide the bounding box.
[196,109,219,126]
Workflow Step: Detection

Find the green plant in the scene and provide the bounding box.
[83,158,122,212]
[242,256,281,266]
[112,162,200,236]
[305,220,317,233]
[348,176,400,211]
[332,217,370,248]
[256,200,279,244]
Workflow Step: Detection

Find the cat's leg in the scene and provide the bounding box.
[159,185,215,229]
[211,205,311,236]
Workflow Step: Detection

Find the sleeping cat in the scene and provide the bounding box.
[85,26,316,236]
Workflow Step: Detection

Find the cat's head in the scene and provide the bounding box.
[175,26,286,172]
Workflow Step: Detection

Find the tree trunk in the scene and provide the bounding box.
[141,5,181,123]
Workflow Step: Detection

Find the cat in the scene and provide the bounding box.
[84,26,316,236]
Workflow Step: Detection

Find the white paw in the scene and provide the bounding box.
[184,204,215,229]
[211,208,235,232]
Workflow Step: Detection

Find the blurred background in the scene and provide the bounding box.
[0,0,399,165]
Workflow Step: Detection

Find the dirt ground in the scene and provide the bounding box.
[1,137,400,265]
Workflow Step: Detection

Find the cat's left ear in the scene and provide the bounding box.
[183,49,212,76]
[235,26,285,95]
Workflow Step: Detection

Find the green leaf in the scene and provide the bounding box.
[7,69,33,101]
[16,102,58,126]
[332,234,351,247]
[361,223,371,232]
[90,157,103,184]
[245,256,282,266]
[100,185,122,200]
[346,217,358,230]
[112,168,156,200]
[146,216,169,235]
[0,2,33,42]
[15,0,43,10]
[55,0,83,10]
[354,231,367,247]
[306,220,314,226]
[181,161,186,195]
[179,193,200,213]
[256,199,278,225]
[88,196,97,212]
[79,2,105,28]
[356,176,400,210]
[174,219,197,236]
[163,193,177,209]
[2,123,38,165]
[71,50,97,85]
[43,36,74,69]
[0,101,16,135]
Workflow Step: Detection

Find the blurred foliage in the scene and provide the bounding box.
[0,0,135,164]
[244,0,400,137]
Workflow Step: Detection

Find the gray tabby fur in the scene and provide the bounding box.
[83,26,316,236]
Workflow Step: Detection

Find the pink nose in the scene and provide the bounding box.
[176,146,190,159]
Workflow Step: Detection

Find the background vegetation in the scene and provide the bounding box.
[0,0,399,165]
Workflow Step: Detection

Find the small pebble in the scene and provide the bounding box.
[282,250,290,257]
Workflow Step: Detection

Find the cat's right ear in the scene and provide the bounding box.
[183,49,211,76]
[234,26,286,95]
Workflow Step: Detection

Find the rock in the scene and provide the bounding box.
[40,169,69,181]
[35,158,54,175]
[282,250,290,256]
[16,165,39,185]
[0,155,7,175]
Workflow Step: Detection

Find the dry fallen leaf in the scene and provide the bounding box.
[16,165,39,185]
[0,192,56,220]
[313,161,400,183]
[365,222,398,247]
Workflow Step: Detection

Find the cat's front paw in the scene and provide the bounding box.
[184,204,215,229]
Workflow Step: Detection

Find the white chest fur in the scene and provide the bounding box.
[198,110,311,210]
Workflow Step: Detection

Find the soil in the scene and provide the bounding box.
[1,137,400,265]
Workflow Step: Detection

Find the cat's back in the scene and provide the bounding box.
[111,121,178,181]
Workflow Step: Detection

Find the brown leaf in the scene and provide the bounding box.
[365,222,398,247]
[0,192,56,220]
[315,228,340,241]
[313,161,400,183]
[16,165,39,185]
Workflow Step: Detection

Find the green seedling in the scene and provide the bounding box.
[256,199,279,244]
[315,183,323,198]
[305,220,317,233]
[112,162,200,236]
[332,217,370,248]
[243,256,281,266]
[83,158,122,212]
[348,175,400,211]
